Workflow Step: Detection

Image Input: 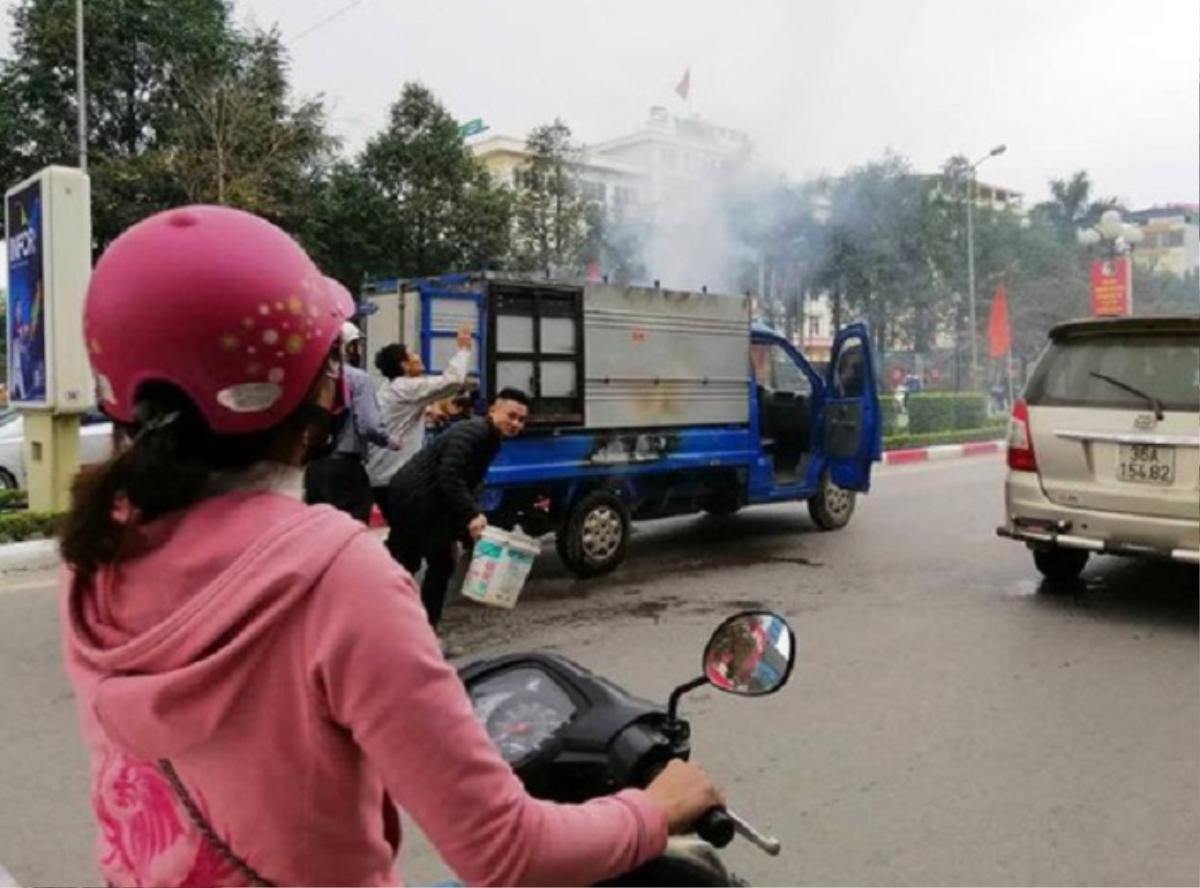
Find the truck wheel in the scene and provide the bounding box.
[557,491,630,577]
[1033,547,1089,583]
[807,473,856,530]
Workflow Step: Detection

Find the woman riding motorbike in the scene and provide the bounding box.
[59,205,722,888]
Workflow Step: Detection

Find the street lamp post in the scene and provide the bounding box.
[965,143,1006,391]
[76,0,87,172]
[1077,209,1143,313]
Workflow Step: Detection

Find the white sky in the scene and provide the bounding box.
[1,0,1198,209]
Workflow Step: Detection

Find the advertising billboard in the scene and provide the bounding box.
[4,167,92,412]
[1090,256,1131,317]
[6,179,48,406]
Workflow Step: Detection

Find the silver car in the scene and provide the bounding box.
[998,315,1200,580]
[0,409,114,490]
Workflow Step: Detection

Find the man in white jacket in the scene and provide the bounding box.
[367,323,474,511]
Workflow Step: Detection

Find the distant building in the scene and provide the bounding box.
[470,106,752,221]
[797,293,834,365]
[1126,205,1200,277]
[923,174,1025,214]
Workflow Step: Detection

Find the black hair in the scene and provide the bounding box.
[59,382,307,581]
[494,387,531,407]
[374,343,409,381]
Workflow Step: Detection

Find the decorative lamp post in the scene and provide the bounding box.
[1077,210,1143,314]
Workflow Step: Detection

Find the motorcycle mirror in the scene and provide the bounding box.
[702,611,795,697]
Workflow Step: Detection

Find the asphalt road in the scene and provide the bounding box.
[1,455,1196,886]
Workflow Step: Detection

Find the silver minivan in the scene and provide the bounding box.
[998,316,1200,580]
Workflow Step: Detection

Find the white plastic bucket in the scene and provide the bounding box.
[460,525,540,609]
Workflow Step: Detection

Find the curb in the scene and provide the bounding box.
[883,439,1004,466]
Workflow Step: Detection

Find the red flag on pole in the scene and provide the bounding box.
[674,67,690,100]
[988,284,1012,358]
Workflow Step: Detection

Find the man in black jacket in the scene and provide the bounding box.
[386,388,531,627]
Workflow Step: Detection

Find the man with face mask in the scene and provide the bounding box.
[304,316,399,522]
[386,388,530,629]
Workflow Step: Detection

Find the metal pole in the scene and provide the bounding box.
[1005,347,1015,411]
[966,172,978,390]
[1125,248,1134,315]
[76,0,87,172]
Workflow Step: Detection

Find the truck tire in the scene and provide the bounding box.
[1033,547,1089,584]
[807,473,856,530]
[557,490,630,577]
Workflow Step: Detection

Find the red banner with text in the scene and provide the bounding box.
[1090,257,1130,317]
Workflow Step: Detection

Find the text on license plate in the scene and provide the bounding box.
[1117,443,1175,485]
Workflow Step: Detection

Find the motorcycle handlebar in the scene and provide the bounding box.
[695,807,735,848]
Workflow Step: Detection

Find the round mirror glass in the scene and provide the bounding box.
[702,611,795,696]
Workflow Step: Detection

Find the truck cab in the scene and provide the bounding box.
[365,274,881,577]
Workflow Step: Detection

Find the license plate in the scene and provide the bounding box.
[1117,443,1175,485]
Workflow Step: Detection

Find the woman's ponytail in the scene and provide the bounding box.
[59,383,278,580]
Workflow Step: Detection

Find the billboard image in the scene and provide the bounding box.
[1090,256,1131,317]
[6,179,47,406]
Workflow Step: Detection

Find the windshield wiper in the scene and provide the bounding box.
[1089,371,1164,420]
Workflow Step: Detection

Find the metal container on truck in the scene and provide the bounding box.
[365,273,882,576]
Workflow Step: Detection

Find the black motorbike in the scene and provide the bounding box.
[458,610,796,886]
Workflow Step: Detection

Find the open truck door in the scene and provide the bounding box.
[822,323,882,491]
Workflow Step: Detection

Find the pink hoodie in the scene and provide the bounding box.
[63,486,667,887]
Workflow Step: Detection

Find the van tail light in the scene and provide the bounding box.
[1007,398,1038,472]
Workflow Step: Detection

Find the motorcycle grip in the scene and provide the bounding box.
[695,807,735,848]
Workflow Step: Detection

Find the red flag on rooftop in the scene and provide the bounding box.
[674,67,690,100]
[988,283,1012,358]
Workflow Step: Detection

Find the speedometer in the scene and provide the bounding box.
[468,666,578,764]
[488,699,570,762]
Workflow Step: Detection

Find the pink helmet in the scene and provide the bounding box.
[85,205,343,434]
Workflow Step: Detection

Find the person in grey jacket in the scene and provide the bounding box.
[305,322,397,522]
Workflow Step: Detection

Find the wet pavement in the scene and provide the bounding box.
[2,455,1196,886]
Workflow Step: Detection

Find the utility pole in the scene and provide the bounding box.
[77,0,87,172]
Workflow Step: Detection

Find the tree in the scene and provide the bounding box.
[510,119,589,275]
[171,29,334,217]
[360,82,510,277]
[301,161,405,294]
[812,153,942,367]
[0,0,234,247]
[1031,170,1123,239]
[0,0,335,252]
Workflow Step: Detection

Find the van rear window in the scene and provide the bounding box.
[1025,333,1200,412]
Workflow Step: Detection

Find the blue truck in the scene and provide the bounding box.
[363,273,882,577]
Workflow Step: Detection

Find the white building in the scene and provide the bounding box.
[1127,205,1200,278]
[471,107,754,291]
[471,107,751,218]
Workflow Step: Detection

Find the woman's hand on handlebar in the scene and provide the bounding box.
[644,759,725,835]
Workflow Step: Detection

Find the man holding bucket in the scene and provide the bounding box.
[385,388,531,628]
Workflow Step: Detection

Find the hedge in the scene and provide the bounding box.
[906,392,988,434]
[883,423,1007,452]
[0,510,61,544]
[879,397,903,437]
[0,489,28,511]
